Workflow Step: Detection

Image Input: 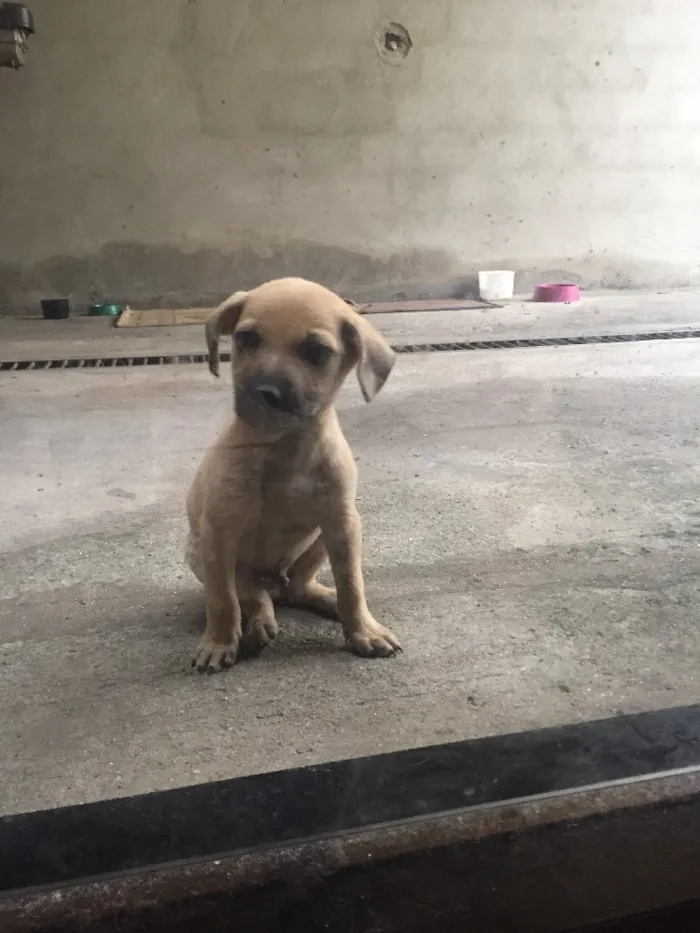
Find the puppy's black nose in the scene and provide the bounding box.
[257,384,283,409]
[249,378,299,415]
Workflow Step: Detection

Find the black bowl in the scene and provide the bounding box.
[41,298,70,320]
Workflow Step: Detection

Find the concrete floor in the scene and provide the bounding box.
[2,295,700,815]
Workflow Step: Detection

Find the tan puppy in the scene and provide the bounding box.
[186,277,401,673]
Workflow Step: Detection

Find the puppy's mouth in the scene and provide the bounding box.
[234,381,313,433]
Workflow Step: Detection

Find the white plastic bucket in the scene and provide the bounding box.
[478,270,515,301]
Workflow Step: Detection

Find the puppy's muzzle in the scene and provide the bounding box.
[247,376,299,415]
[236,375,305,430]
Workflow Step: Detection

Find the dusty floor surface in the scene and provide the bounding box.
[2,297,700,815]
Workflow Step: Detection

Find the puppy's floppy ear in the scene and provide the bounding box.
[343,297,370,314]
[341,314,395,402]
[205,291,248,377]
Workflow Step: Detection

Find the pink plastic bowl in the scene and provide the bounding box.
[533,283,581,303]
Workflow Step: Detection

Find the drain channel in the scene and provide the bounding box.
[1,329,700,372]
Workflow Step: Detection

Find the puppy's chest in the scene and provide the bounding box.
[244,470,320,567]
[240,446,327,540]
[257,468,319,526]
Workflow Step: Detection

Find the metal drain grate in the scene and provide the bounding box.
[0,353,212,372]
[394,328,700,353]
[2,328,700,372]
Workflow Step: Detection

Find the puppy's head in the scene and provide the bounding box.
[206,278,394,435]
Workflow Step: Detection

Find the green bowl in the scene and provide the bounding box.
[88,303,123,317]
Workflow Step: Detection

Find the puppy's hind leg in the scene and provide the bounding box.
[282,534,338,620]
[238,584,278,658]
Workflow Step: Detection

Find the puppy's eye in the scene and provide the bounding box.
[234,329,260,352]
[298,340,333,367]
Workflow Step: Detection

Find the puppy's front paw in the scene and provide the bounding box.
[192,637,238,674]
[347,620,402,658]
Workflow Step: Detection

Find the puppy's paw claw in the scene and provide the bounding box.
[193,640,237,674]
[347,624,402,659]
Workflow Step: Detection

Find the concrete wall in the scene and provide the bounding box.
[0,0,698,313]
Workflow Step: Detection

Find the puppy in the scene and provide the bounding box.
[186,277,401,673]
